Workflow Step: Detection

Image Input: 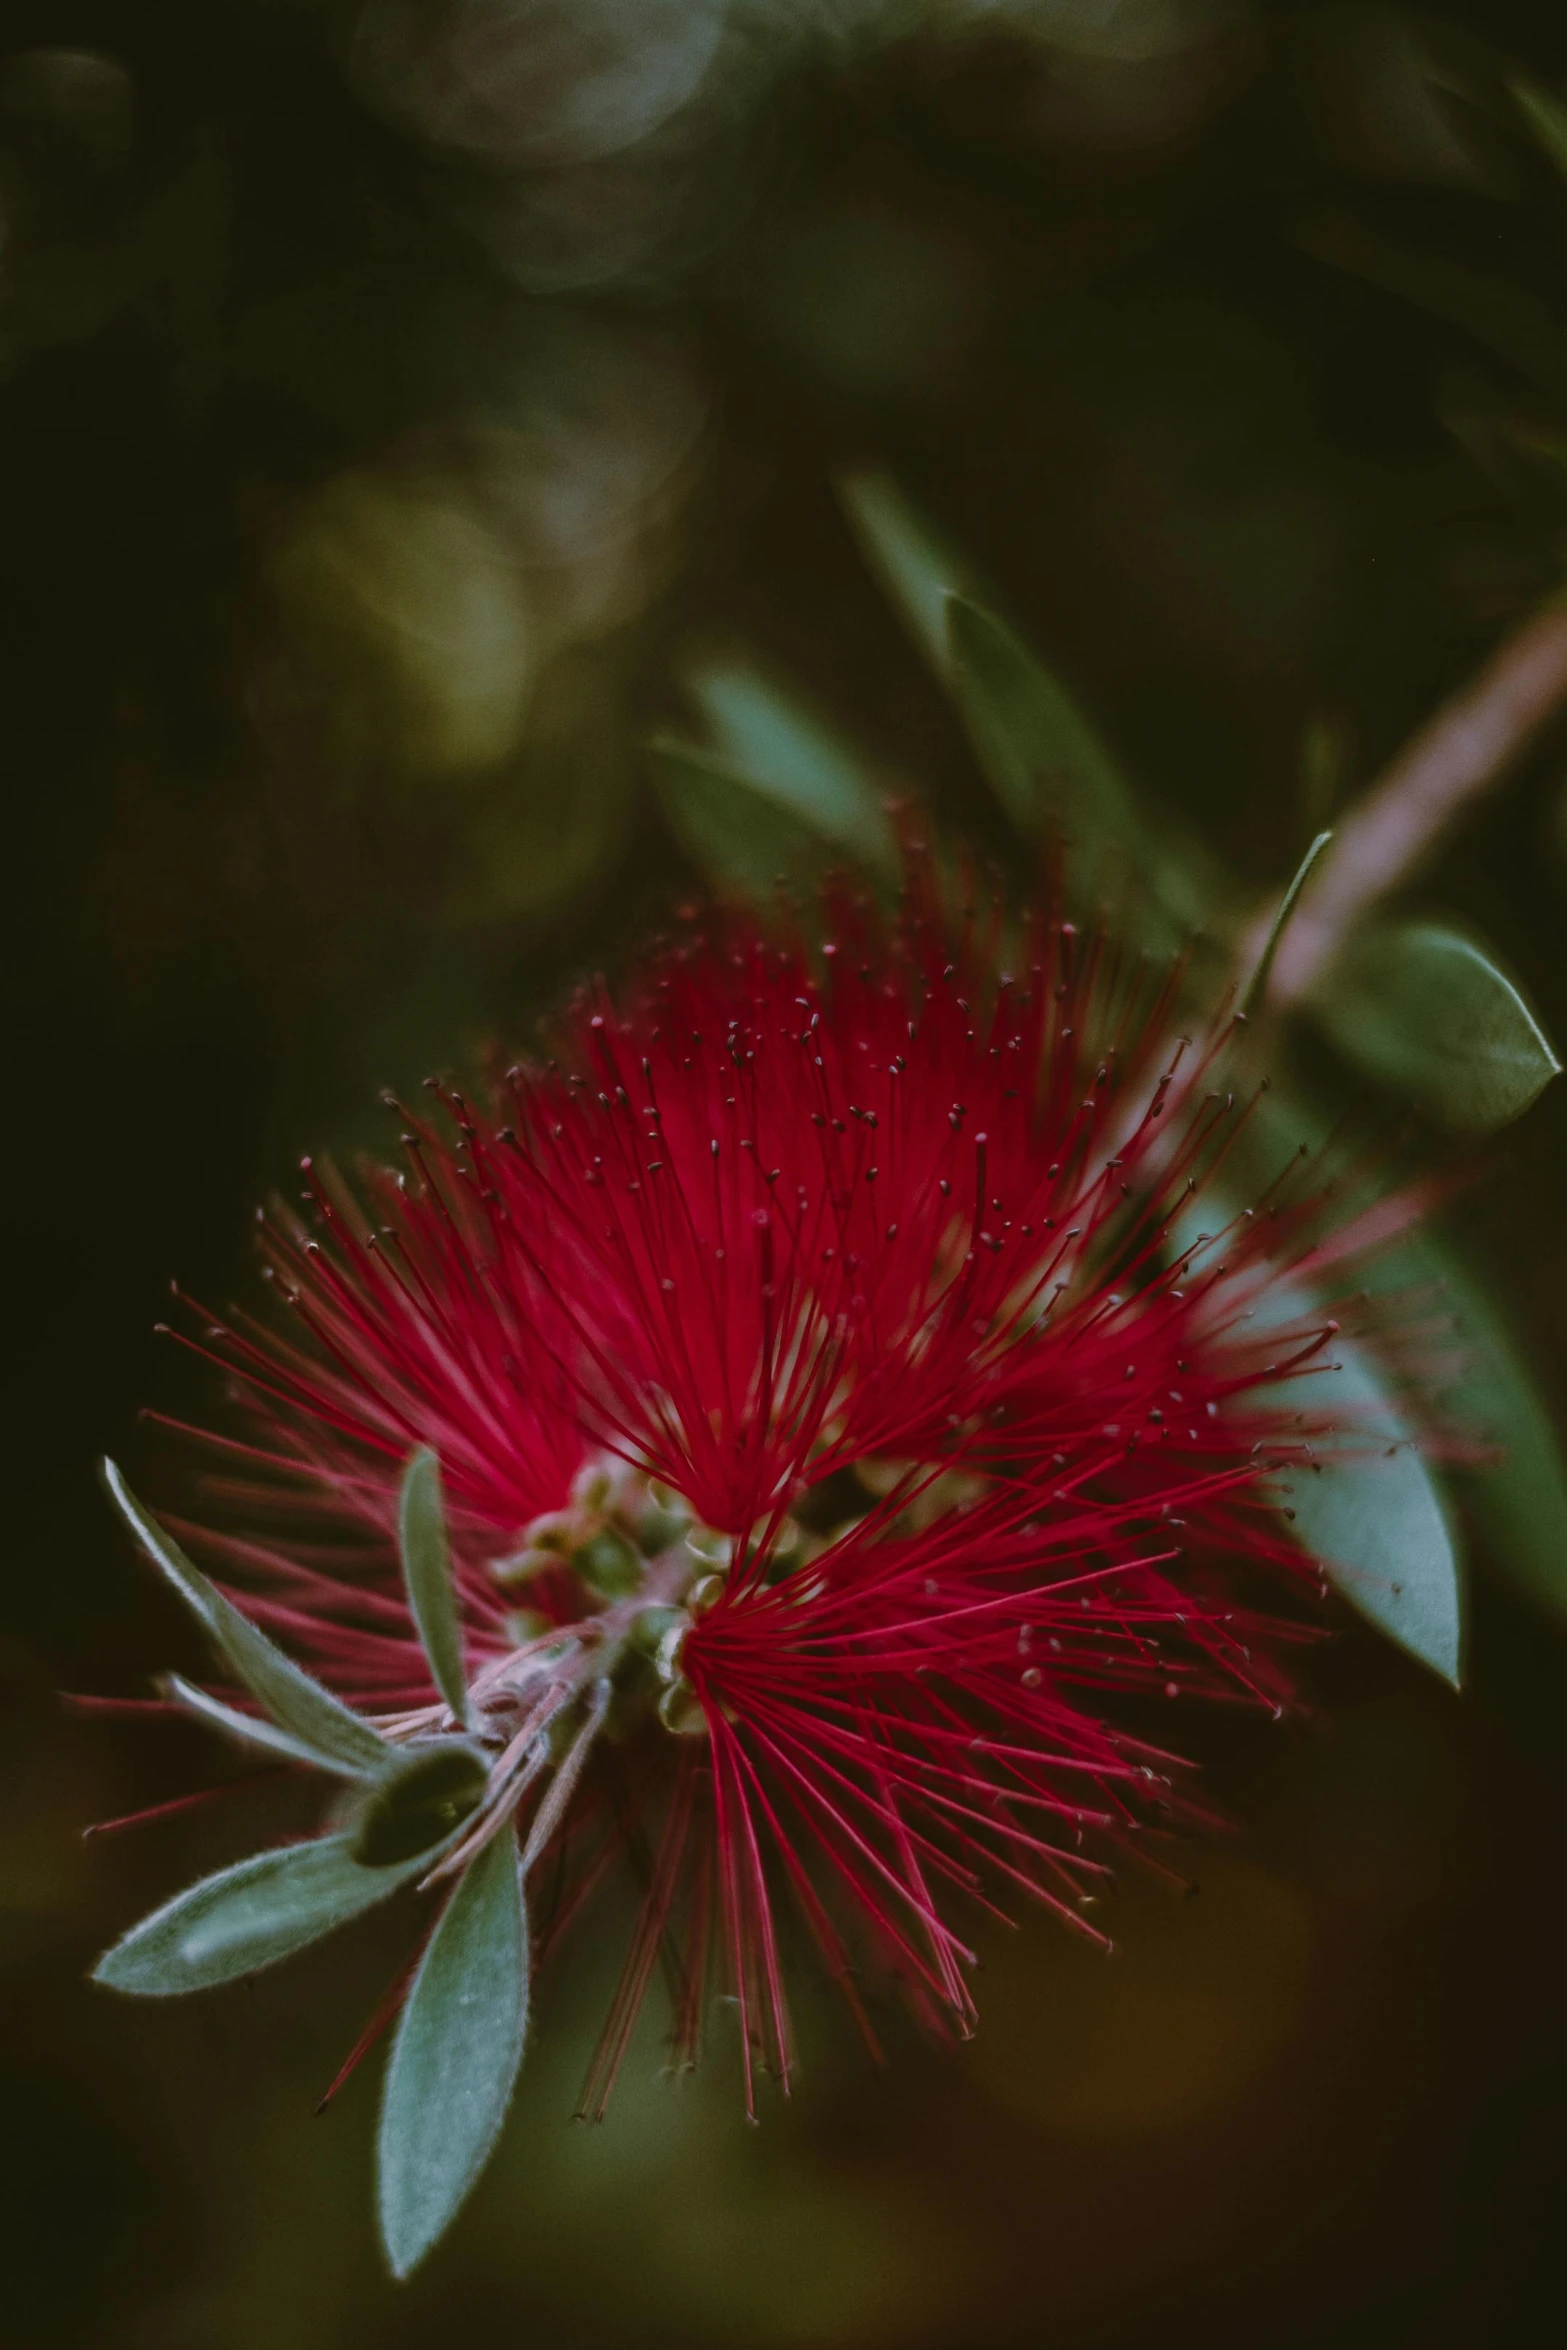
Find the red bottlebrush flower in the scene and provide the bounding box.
[603,1482,1295,2121]
[173,884,1372,1642]
[95,874,1431,2271]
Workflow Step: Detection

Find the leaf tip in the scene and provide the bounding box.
[377,2210,429,2285]
[89,1940,143,1995]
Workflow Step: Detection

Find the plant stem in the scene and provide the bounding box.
[1255,593,1567,1006]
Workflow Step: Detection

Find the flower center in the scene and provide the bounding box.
[472,1448,996,1761]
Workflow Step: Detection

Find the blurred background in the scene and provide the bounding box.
[6,1,1567,2342]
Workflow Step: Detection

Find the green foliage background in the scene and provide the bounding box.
[5,1,1567,2342]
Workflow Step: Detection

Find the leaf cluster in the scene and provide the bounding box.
[96,1452,524,2277]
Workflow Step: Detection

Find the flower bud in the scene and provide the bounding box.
[490,1544,558,1588]
[635,1502,690,1556]
[685,1527,731,1569]
[503,1606,551,1645]
[520,1508,576,1554]
[570,1462,614,1514]
[629,1602,686,1658]
[574,1525,643,1599]
[657,1680,707,1738]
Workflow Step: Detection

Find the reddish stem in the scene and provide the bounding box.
[1259,594,1567,1005]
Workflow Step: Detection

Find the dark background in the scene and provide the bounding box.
[5,3,1567,2343]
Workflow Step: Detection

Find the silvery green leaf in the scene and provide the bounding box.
[163,1673,341,1773]
[946,595,1225,929]
[1309,919,1560,1134]
[836,467,974,673]
[351,1739,490,1867]
[93,1834,431,1996]
[650,739,844,899]
[102,1461,388,1776]
[1167,1199,1463,1687]
[398,1449,471,1728]
[1240,831,1334,1020]
[1276,1344,1463,1688]
[685,663,897,883]
[1368,1229,1567,1626]
[1512,73,1567,183]
[837,473,1221,928]
[1292,210,1567,390]
[945,593,1143,841]
[377,1827,529,2279]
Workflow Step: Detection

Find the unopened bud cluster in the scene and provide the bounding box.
[486,1454,742,1737]
[493,1457,692,1599]
[483,1453,893,1742]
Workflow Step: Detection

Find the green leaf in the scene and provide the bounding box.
[685,663,897,881]
[1240,1084,1564,1626]
[377,1827,529,2279]
[102,1461,389,1778]
[1437,394,1567,524]
[1512,73,1567,183]
[945,596,1138,841]
[352,1739,490,1867]
[1298,714,1352,832]
[93,1834,431,1996]
[1370,1229,1567,1626]
[1275,1343,1463,1687]
[1292,209,1567,391]
[650,739,845,899]
[163,1673,342,1772]
[1457,1320,1567,1620]
[1309,919,1561,1134]
[1240,830,1334,1019]
[836,473,1223,929]
[1167,1195,1464,1686]
[949,595,1224,927]
[398,1449,471,1727]
[836,467,975,674]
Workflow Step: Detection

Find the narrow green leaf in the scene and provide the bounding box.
[1512,73,1567,183]
[1299,713,1352,832]
[1369,1228,1567,1626]
[650,739,842,899]
[1459,1334,1567,1619]
[1309,919,1561,1133]
[377,1828,529,2279]
[1274,1345,1463,1688]
[398,1449,471,1727]
[352,1739,490,1867]
[836,473,1222,929]
[1292,209,1567,390]
[945,596,1137,841]
[1215,1078,1567,1648]
[685,663,897,881]
[951,595,1224,928]
[1242,1084,1564,1620]
[1168,1196,1463,1686]
[102,1461,388,1777]
[93,1834,430,1996]
[1510,422,1567,484]
[1437,396,1567,522]
[1240,830,1334,1019]
[836,467,974,673]
[163,1673,340,1773]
